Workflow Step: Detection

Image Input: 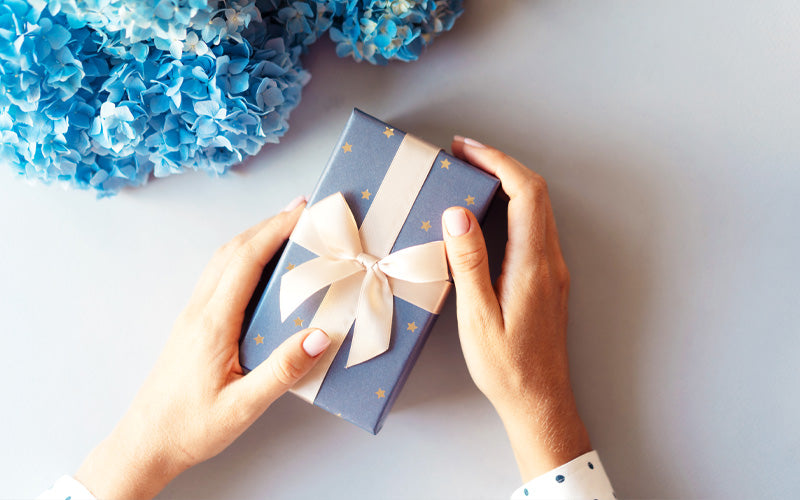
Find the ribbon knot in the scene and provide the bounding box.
[356,252,379,270]
[280,192,451,369]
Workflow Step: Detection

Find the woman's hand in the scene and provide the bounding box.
[75,196,331,500]
[443,137,592,481]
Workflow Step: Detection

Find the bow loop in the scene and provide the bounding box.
[291,193,363,259]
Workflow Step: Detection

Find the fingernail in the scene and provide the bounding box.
[454,135,485,148]
[443,207,470,237]
[302,329,330,357]
[282,195,306,212]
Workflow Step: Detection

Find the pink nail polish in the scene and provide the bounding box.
[302,329,331,357]
[454,135,486,148]
[443,207,470,237]
[282,195,306,212]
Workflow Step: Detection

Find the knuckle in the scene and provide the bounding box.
[485,148,510,164]
[532,261,571,298]
[233,240,259,264]
[260,216,290,243]
[524,174,549,200]
[212,246,227,260]
[553,266,570,298]
[452,245,488,274]
[267,212,290,232]
[213,242,233,261]
[556,260,572,285]
[214,234,246,260]
[270,355,303,386]
[229,233,250,250]
[550,256,570,284]
[559,264,571,288]
[200,309,219,331]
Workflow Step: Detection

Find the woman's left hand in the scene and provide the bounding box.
[75,196,331,500]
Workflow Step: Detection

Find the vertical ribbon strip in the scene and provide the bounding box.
[283,134,450,403]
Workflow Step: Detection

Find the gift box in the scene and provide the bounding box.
[240,109,499,433]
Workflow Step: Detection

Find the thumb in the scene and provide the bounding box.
[441,207,501,324]
[237,328,331,411]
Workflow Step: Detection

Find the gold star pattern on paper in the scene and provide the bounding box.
[342,142,353,153]
[254,334,264,345]
[286,263,295,270]
[361,189,372,200]
[383,127,394,138]
[407,322,418,333]
[294,317,304,327]
[440,158,451,169]
[421,220,432,232]
[464,195,476,206]
[375,388,386,399]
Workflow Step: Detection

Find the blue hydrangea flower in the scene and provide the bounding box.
[0,0,309,195]
[90,101,147,156]
[273,1,334,47]
[0,0,119,191]
[327,0,463,64]
[52,0,210,54]
[0,0,462,196]
[131,33,309,179]
[50,0,261,59]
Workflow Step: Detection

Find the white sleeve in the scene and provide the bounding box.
[510,450,615,499]
[38,475,96,500]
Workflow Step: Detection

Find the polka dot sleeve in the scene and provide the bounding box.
[510,450,615,500]
[38,475,96,500]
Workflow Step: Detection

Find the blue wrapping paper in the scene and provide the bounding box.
[240,108,499,433]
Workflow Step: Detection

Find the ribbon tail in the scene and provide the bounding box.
[291,273,365,403]
[346,268,393,368]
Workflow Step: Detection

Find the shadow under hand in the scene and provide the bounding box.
[557,146,663,498]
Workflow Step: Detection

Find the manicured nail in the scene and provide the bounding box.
[302,329,330,357]
[443,207,471,237]
[282,195,306,212]
[454,135,485,148]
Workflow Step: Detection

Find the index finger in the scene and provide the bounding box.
[188,196,308,311]
[205,202,306,334]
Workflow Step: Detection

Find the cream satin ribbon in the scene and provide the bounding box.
[280,192,451,368]
[281,132,451,403]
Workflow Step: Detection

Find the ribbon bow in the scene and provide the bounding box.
[280,192,451,368]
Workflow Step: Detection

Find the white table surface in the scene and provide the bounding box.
[3,1,799,498]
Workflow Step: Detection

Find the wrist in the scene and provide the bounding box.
[75,418,187,500]
[494,389,592,481]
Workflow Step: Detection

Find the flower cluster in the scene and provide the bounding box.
[327,0,463,64]
[258,0,334,48]
[50,0,262,59]
[0,0,120,190]
[0,0,462,195]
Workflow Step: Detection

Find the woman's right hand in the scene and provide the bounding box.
[442,136,592,482]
